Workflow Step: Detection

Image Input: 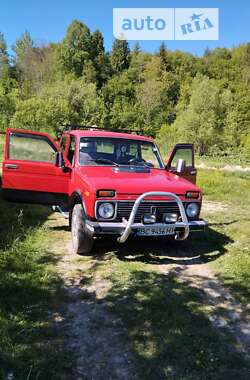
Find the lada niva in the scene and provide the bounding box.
[2,126,208,254]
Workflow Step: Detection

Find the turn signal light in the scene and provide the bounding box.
[186,191,200,199]
[97,190,116,197]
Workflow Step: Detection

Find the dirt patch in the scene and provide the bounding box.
[160,262,250,358]
[201,201,228,214]
[49,215,138,380]
[197,163,250,173]
[47,209,250,377]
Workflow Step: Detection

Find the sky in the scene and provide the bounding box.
[0,0,250,56]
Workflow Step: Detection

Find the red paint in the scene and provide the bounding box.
[2,128,202,219]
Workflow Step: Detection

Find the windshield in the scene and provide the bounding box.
[78,137,164,168]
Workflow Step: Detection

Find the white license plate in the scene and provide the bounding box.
[136,226,175,236]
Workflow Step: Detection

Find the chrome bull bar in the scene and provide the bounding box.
[117,191,189,243]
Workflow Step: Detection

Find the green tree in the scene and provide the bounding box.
[57,20,91,77]
[13,30,33,67]
[90,30,110,87]
[10,97,70,132]
[157,42,171,71]
[0,86,16,131]
[170,75,222,155]
[110,39,130,73]
[0,32,9,80]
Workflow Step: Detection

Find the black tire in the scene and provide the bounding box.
[71,204,94,254]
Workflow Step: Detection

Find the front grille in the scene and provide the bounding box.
[116,201,184,222]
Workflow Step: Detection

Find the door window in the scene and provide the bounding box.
[170,148,193,168]
[8,133,57,163]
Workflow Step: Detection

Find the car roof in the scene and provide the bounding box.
[66,129,154,142]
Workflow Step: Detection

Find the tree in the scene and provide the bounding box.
[0,86,16,131]
[0,32,9,79]
[243,43,250,84]
[57,20,92,77]
[10,96,69,132]
[158,42,171,71]
[13,31,33,67]
[170,75,222,155]
[132,42,141,55]
[110,39,130,73]
[90,30,110,87]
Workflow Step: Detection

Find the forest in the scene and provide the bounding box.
[0,19,250,157]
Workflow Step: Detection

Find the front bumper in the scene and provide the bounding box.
[87,191,208,243]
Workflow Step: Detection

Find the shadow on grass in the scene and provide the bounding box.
[75,263,250,380]
[0,191,52,250]
[0,190,70,379]
[92,226,233,266]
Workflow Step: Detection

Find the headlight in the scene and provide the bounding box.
[186,203,199,218]
[97,202,115,219]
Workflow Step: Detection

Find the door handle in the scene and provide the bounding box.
[190,170,197,175]
[5,164,19,169]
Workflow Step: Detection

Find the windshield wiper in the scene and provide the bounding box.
[88,158,119,166]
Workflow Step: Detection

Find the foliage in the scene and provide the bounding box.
[0,20,249,156]
[110,39,130,74]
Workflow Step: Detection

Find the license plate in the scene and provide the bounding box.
[136,226,175,236]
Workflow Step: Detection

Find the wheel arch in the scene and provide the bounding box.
[69,190,87,225]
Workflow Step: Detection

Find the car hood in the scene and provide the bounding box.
[78,166,200,196]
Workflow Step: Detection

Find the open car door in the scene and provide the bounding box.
[166,143,197,184]
[2,129,70,205]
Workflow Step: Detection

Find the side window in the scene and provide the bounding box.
[170,148,193,168]
[8,133,56,163]
[67,136,76,164]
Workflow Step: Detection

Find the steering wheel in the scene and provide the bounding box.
[129,158,146,164]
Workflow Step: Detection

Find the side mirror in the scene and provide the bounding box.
[176,158,186,173]
[55,151,65,168]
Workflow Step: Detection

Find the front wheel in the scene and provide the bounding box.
[71,204,94,254]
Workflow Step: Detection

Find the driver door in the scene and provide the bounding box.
[166,143,197,184]
[2,129,70,205]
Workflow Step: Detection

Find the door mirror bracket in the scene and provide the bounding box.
[55,151,65,168]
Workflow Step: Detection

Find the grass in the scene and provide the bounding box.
[0,177,70,378]
[0,132,250,378]
[81,237,250,380]
[80,167,250,379]
[198,169,250,305]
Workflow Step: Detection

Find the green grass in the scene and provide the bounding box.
[81,167,250,379]
[82,244,250,380]
[0,191,70,379]
[197,169,250,305]
[0,132,249,379]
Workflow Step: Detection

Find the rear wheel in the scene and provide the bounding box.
[71,204,94,254]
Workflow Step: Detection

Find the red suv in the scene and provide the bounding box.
[2,126,208,254]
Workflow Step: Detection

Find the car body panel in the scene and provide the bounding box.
[2,128,202,221]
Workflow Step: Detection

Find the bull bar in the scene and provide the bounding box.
[86,191,208,243]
